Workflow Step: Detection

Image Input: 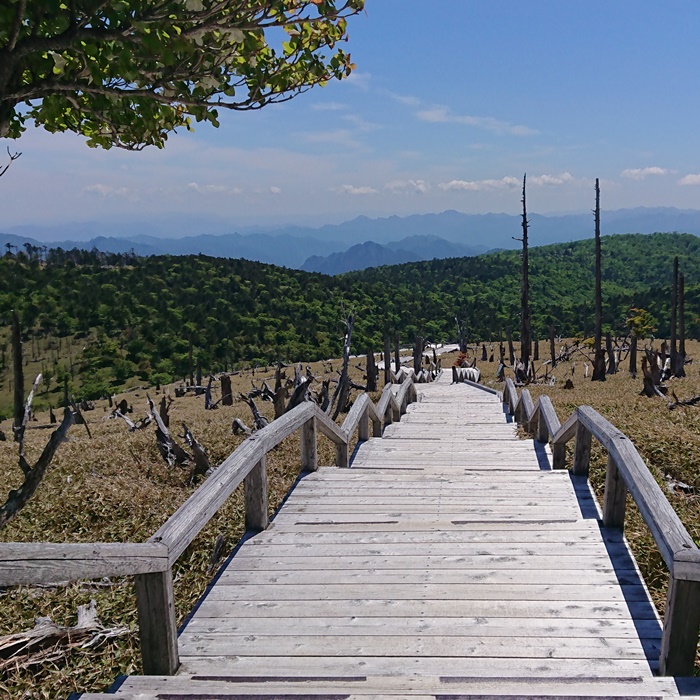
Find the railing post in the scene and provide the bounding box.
[603,454,627,528]
[134,568,179,675]
[552,443,567,469]
[572,422,592,476]
[301,417,318,472]
[537,410,548,443]
[660,574,700,675]
[244,455,268,531]
[336,441,349,468]
[358,406,369,441]
[371,412,382,438]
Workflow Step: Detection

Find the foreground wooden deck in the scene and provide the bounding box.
[81,375,699,699]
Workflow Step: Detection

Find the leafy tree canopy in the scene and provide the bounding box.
[0,0,363,149]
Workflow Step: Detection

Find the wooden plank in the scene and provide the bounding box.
[216,569,638,586]
[242,543,625,557]
[177,632,659,660]
[205,583,652,602]
[192,597,658,620]
[182,615,661,639]
[224,554,627,572]
[114,675,683,699]
[0,542,169,586]
[177,654,659,678]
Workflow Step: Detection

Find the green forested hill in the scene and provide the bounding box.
[0,232,698,404]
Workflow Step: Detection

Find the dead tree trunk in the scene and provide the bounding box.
[394,334,400,373]
[221,375,233,406]
[671,256,679,376]
[12,311,24,443]
[383,337,391,386]
[519,174,531,366]
[549,325,556,368]
[188,336,194,386]
[606,332,617,374]
[329,311,355,419]
[455,317,467,353]
[196,356,202,388]
[592,178,605,381]
[481,344,487,361]
[677,272,686,377]
[629,334,638,376]
[366,349,377,392]
[413,336,424,375]
[533,337,539,361]
[506,327,515,366]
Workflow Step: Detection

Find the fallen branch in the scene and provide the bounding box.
[668,391,700,411]
[0,599,128,672]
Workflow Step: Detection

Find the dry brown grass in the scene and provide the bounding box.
[0,357,371,698]
[2,342,699,696]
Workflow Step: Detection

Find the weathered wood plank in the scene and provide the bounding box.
[0,542,169,586]
[191,596,658,620]
[205,583,652,602]
[177,632,658,660]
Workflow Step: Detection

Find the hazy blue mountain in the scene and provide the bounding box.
[302,241,420,275]
[385,234,488,258]
[4,206,700,268]
[302,235,489,275]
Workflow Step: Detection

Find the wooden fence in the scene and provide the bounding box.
[0,377,421,675]
[504,377,700,676]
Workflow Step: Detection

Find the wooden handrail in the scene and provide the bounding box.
[504,377,700,676]
[0,373,431,675]
[0,542,169,586]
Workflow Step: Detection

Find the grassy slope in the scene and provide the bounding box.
[2,342,700,696]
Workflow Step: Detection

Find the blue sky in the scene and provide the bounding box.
[3,0,700,231]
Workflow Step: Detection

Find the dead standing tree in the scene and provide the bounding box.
[366,348,377,392]
[678,272,686,377]
[1,313,75,529]
[328,310,356,420]
[516,174,531,368]
[592,178,606,381]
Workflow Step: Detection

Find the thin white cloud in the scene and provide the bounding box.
[385,91,421,106]
[301,129,362,149]
[342,114,381,132]
[417,105,538,136]
[621,166,670,180]
[187,182,241,194]
[384,180,431,194]
[679,173,700,186]
[269,186,282,194]
[529,172,574,186]
[438,177,520,192]
[335,184,378,196]
[82,184,131,197]
[311,101,347,111]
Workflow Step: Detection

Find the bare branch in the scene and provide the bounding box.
[0,408,75,530]
[0,148,21,178]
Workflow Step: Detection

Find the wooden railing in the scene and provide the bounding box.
[0,377,422,675]
[504,377,700,676]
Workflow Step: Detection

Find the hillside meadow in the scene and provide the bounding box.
[0,231,698,419]
[1,341,700,696]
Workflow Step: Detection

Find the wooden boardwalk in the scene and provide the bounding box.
[82,375,698,699]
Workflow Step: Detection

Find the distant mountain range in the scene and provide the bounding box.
[3,206,700,273]
[301,236,487,275]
